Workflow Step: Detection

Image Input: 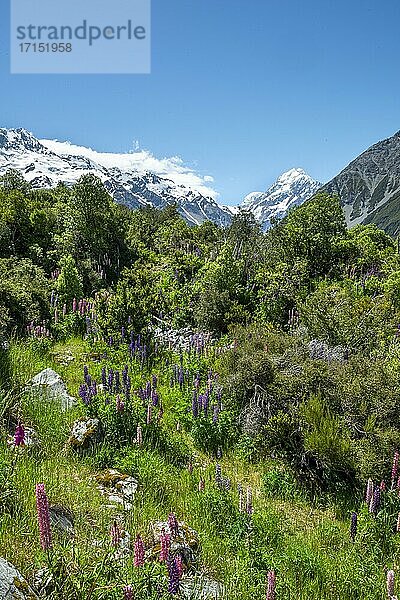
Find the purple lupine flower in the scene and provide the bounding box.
[203,390,209,417]
[392,451,399,487]
[83,365,89,383]
[152,374,157,389]
[369,487,380,515]
[101,367,107,389]
[115,371,121,393]
[175,554,184,578]
[35,483,52,551]
[168,513,179,538]
[387,570,395,597]
[152,390,159,407]
[246,487,253,515]
[215,463,222,488]
[160,528,170,562]
[147,404,152,425]
[167,555,181,595]
[266,570,276,600]
[178,368,184,389]
[108,369,114,392]
[110,521,121,548]
[79,384,89,405]
[134,535,145,567]
[121,326,126,341]
[350,512,357,542]
[14,423,25,447]
[123,585,133,600]
[366,478,374,505]
[213,404,219,423]
[122,365,129,388]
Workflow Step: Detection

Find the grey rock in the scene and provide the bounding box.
[29,368,75,411]
[49,505,74,537]
[308,339,348,363]
[0,557,39,599]
[96,469,138,511]
[181,575,223,599]
[68,417,102,450]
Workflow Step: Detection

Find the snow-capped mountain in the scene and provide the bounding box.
[241,168,321,230]
[0,128,234,227]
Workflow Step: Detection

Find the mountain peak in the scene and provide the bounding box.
[241,168,321,229]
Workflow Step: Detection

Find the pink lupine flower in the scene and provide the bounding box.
[175,554,184,578]
[123,585,133,600]
[72,298,77,312]
[134,534,145,567]
[387,570,395,597]
[396,513,400,533]
[14,423,25,447]
[35,483,52,551]
[198,478,205,492]
[366,478,374,505]
[116,395,124,412]
[136,425,143,446]
[392,452,399,487]
[110,521,121,548]
[168,513,179,538]
[160,528,171,562]
[266,570,276,600]
[380,480,387,492]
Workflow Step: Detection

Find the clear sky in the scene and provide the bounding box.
[1,0,400,204]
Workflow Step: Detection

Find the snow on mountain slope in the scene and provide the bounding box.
[241,168,321,230]
[0,128,233,226]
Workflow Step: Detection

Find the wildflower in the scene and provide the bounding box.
[198,478,205,492]
[215,463,222,488]
[167,555,181,595]
[136,425,143,445]
[266,570,276,600]
[147,404,152,425]
[134,534,145,567]
[366,478,374,505]
[216,447,222,459]
[14,423,25,447]
[381,480,387,492]
[123,585,133,600]
[188,461,193,474]
[350,512,357,542]
[387,570,395,597]
[110,521,121,548]
[369,487,381,515]
[397,512,400,533]
[35,483,52,551]
[192,392,198,418]
[101,367,107,389]
[246,487,253,515]
[392,452,400,487]
[238,484,244,512]
[175,554,184,578]
[160,528,170,562]
[168,513,179,538]
[116,395,124,412]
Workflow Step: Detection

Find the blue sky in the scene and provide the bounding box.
[1,0,400,204]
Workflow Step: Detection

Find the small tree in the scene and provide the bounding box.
[55,255,83,306]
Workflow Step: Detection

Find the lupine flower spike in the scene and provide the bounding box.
[167,555,181,595]
[134,534,145,567]
[387,569,395,598]
[350,512,357,542]
[14,423,25,447]
[136,425,143,446]
[123,585,133,600]
[198,478,205,492]
[35,483,52,551]
[110,521,121,548]
[160,528,171,562]
[266,570,276,600]
[392,451,399,488]
[366,478,374,505]
[396,513,400,533]
[168,512,179,538]
[246,487,253,515]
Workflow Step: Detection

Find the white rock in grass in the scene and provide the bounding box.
[29,368,76,411]
[0,557,39,599]
[181,575,223,599]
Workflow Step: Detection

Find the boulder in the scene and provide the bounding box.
[68,417,102,450]
[149,520,199,567]
[181,575,223,599]
[96,469,138,511]
[0,557,39,599]
[29,369,75,411]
